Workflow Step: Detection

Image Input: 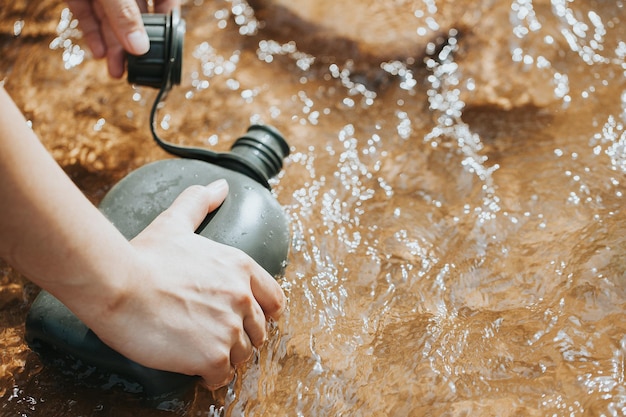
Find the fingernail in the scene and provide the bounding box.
[207,179,228,192]
[127,30,150,55]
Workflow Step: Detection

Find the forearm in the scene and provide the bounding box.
[0,87,131,314]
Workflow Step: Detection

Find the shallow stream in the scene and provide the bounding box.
[2,0,626,416]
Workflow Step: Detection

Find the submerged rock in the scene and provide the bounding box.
[249,0,488,61]
[249,0,622,110]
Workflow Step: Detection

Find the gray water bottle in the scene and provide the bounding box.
[25,10,291,405]
[24,124,291,403]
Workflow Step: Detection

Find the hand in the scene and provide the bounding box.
[86,180,286,389]
[65,0,180,78]
[0,87,284,389]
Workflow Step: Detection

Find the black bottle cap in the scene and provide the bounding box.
[229,124,291,183]
[127,10,185,89]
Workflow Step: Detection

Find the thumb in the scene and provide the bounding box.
[99,0,150,56]
[163,180,229,232]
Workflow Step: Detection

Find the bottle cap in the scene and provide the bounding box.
[127,10,185,89]
[229,124,291,182]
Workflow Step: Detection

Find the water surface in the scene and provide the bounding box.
[1,0,626,416]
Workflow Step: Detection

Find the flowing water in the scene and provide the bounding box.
[2,0,626,415]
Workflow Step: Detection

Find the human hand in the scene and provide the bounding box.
[86,179,286,389]
[65,0,180,78]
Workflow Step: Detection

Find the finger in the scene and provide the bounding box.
[163,180,229,232]
[106,47,127,79]
[98,0,150,56]
[202,365,235,391]
[96,15,127,79]
[65,0,106,58]
[242,300,268,348]
[249,265,286,320]
[230,326,254,365]
[134,0,150,14]
[153,0,181,14]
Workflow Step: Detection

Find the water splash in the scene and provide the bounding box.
[225,0,261,36]
[257,40,315,71]
[191,42,240,89]
[5,0,626,416]
[424,30,501,223]
[589,114,626,198]
[49,8,84,70]
[13,20,24,37]
[328,62,377,108]
[381,60,418,91]
[508,0,626,108]
[511,0,542,37]
[551,0,610,65]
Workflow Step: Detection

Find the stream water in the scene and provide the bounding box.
[2,0,626,416]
